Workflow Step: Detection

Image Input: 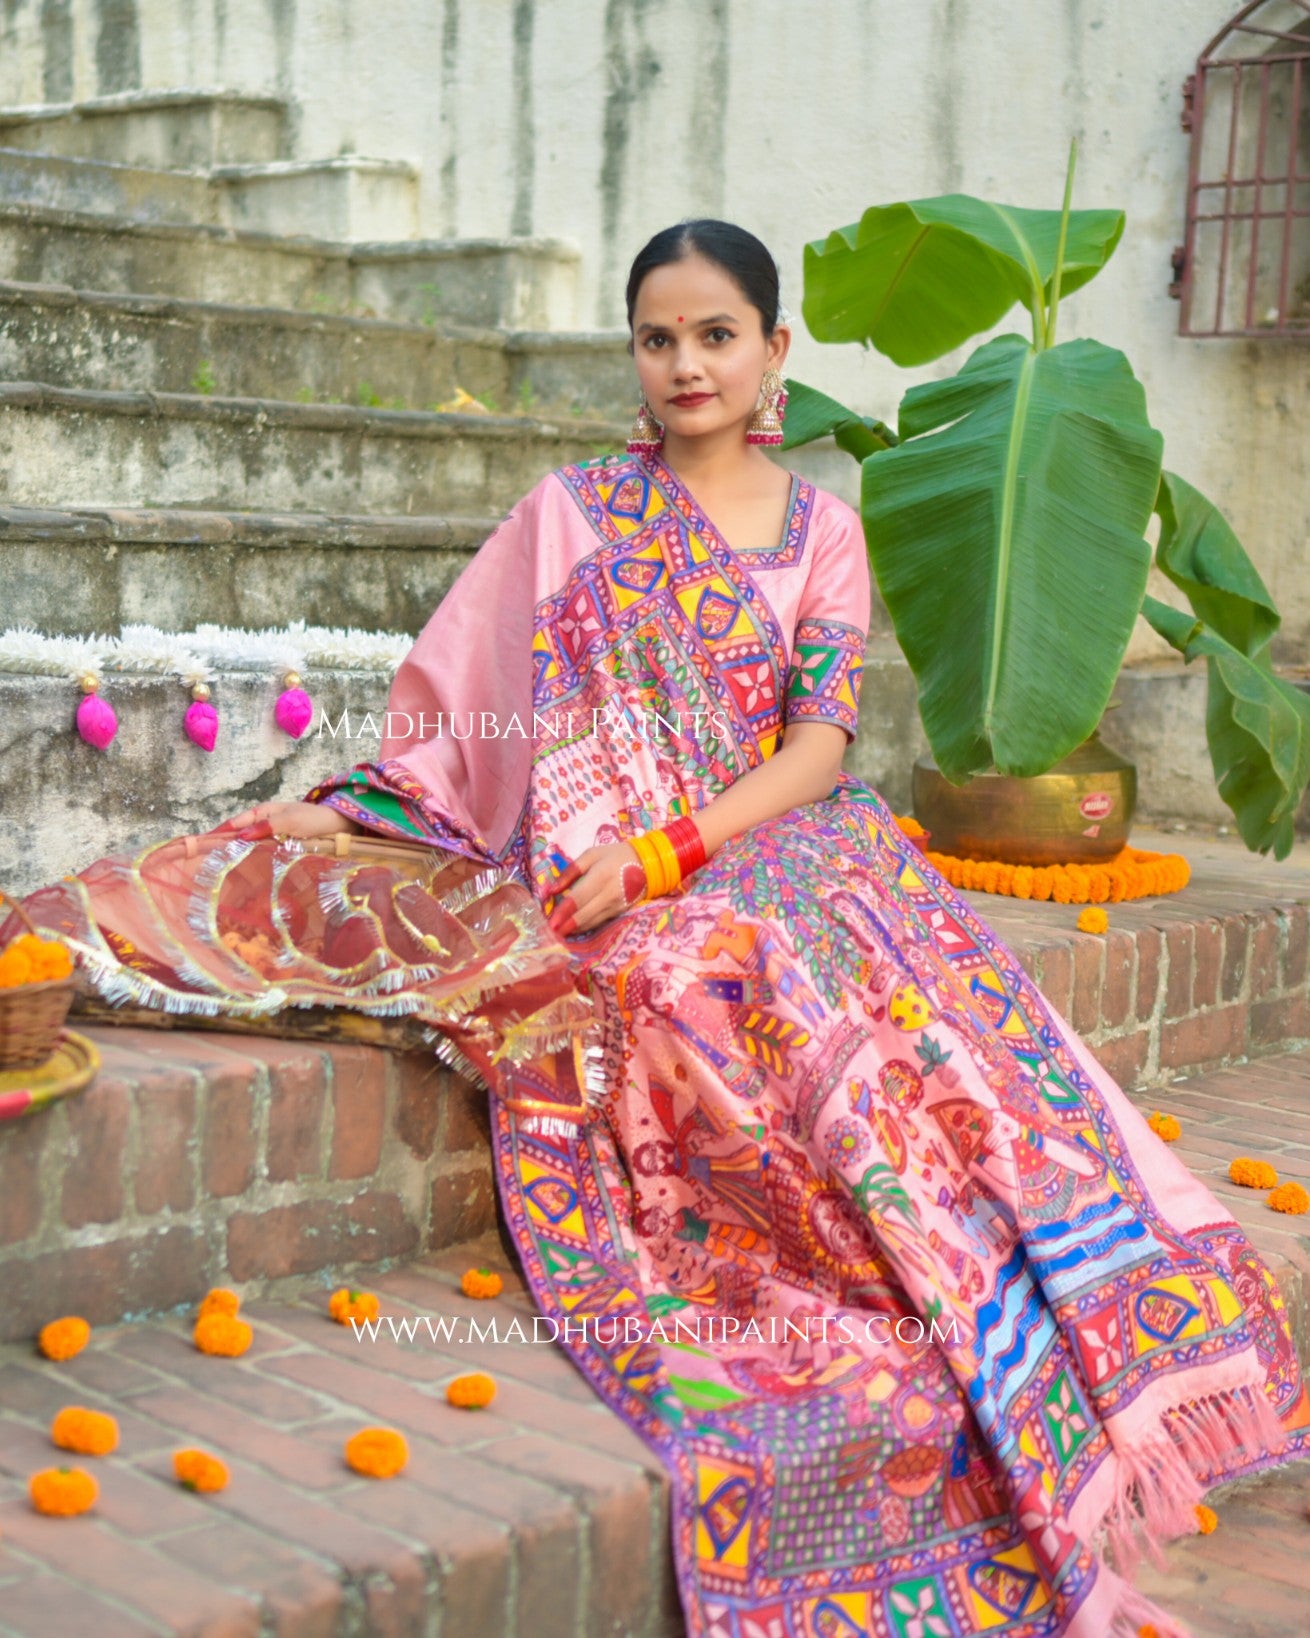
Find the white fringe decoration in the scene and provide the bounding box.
[0,621,414,679]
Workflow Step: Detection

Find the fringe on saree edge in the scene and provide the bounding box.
[1104,1568,1193,1638]
[1097,1381,1286,1578]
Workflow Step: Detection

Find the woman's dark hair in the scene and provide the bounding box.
[625,220,780,337]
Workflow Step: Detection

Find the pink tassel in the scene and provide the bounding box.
[274,686,314,738]
[184,699,219,752]
[76,692,118,749]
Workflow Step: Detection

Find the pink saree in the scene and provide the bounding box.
[23,452,1310,1638]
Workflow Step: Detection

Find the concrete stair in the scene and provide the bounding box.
[0,90,288,169]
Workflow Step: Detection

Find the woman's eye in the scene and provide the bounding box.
[708,328,733,343]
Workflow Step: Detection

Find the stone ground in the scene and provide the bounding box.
[1,1049,1308,1635]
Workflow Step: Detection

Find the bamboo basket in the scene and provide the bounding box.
[0,890,78,1070]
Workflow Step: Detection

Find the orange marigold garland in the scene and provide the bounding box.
[925,844,1189,904]
[344,1427,408,1477]
[446,1371,497,1409]
[50,1407,119,1456]
[37,1316,90,1361]
[1268,1181,1309,1214]
[461,1268,504,1300]
[29,1466,97,1516]
[328,1288,380,1326]
[197,1288,241,1320]
[1148,1112,1182,1142]
[1229,1157,1279,1189]
[174,1449,230,1492]
[1194,1504,1218,1534]
[193,1313,253,1357]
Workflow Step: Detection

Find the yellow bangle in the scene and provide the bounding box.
[628,832,677,899]
[644,828,681,895]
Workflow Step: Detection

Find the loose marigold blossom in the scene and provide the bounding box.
[329,1288,380,1325]
[1268,1181,1309,1215]
[1194,1504,1218,1534]
[37,1317,90,1361]
[50,1407,119,1456]
[29,1467,97,1516]
[193,1313,253,1357]
[1148,1112,1181,1143]
[174,1449,230,1492]
[446,1371,497,1408]
[1229,1157,1279,1189]
[344,1427,408,1477]
[1076,907,1109,934]
[197,1288,240,1320]
[461,1268,504,1300]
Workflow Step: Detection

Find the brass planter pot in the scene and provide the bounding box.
[912,733,1137,866]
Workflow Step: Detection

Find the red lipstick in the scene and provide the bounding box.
[669,392,714,407]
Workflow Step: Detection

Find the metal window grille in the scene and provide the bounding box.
[1174,0,1310,338]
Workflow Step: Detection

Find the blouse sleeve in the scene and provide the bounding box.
[782,497,871,742]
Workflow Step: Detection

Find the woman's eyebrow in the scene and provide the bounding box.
[636,313,739,335]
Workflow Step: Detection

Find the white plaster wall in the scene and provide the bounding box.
[0,0,1306,658]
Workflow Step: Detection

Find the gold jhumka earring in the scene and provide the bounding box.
[746,367,788,446]
[626,395,664,456]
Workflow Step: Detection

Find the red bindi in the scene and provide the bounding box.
[677,315,684,323]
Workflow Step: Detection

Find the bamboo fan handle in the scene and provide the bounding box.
[0,888,39,941]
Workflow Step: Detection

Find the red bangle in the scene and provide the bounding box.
[660,817,706,875]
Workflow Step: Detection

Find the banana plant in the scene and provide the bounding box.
[784,142,1310,858]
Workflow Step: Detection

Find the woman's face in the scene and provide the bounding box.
[630,252,789,448]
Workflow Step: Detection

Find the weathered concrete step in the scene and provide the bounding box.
[0,503,492,635]
[0,144,220,227]
[0,1233,683,1637]
[0,89,287,169]
[0,205,582,327]
[0,380,625,514]
[0,277,632,415]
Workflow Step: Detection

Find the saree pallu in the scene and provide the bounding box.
[27,453,1309,1638]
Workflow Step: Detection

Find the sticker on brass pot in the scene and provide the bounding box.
[1079,792,1115,821]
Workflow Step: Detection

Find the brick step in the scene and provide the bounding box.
[0,502,493,635]
[0,89,288,170]
[0,206,582,327]
[0,278,632,419]
[0,380,624,514]
[0,1233,683,1638]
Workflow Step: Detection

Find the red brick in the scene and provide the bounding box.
[0,1497,262,1634]
[443,1079,492,1152]
[1035,942,1073,1018]
[263,1348,496,1446]
[226,1191,420,1281]
[362,1552,433,1638]
[60,1073,131,1228]
[132,1071,197,1216]
[1249,913,1280,997]
[160,1521,346,1636]
[1134,925,1163,1019]
[112,1325,319,1421]
[0,1571,160,1638]
[129,1386,350,1491]
[0,1108,47,1245]
[266,1054,327,1183]
[1163,923,1194,1020]
[1191,919,1223,1010]
[1099,930,1135,1031]
[1090,1030,1149,1089]
[1070,934,1104,1035]
[328,1045,388,1180]
[1249,991,1310,1050]
[1283,902,1309,990]
[1220,912,1249,1002]
[395,1054,442,1157]
[1159,1004,1248,1071]
[430,1164,497,1247]
[201,1057,261,1200]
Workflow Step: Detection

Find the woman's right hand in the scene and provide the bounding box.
[209,801,360,842]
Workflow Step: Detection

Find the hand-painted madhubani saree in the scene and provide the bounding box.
[26,452,1309,1638]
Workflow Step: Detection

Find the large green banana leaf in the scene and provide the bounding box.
[803,196,1124,366]
[1142,597,1310,859]
[780,378,896,461]
[864,333,1162,781]
[1154,471,1280,658]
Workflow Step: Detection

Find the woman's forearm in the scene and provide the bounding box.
[689,724,849,857]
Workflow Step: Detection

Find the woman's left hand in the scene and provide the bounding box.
[547,842,648,937]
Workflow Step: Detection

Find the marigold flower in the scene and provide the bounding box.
[328,1288,380,1326]
[446,1371,497,1409]
[1194,1503,1218,1534]
[1138,1626,1160,1638]
[50,1407,119,1457]
[37,1317,90,1361]
[1268,1181,1309,1215]
[1148,1112,1181,1142]
[925,846,1188,903]
[197,1288,241,1320]
[1229,1157,1279,1189]
[461,1268,504,1300]
[174,1449,230,1492]
[29,1466,97,1516]
[193,1313,253,1357]
[344,1427,408,1477]
[1077,907,1109,934]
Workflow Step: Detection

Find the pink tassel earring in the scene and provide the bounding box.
[626,395,664,456]
[746,367,787,446]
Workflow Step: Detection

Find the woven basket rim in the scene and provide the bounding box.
[0,974,78,998]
